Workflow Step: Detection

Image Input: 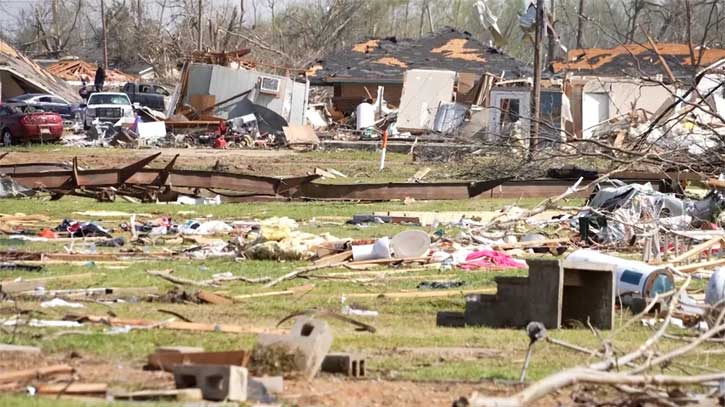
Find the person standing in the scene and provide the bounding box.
[94,64,106,92]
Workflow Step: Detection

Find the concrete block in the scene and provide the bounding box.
[254,317,333,379]
[440,259,614,330]
[248,376,283,403]
[435,311,465,327]
[321,353,365,377]
[173,364,247,402]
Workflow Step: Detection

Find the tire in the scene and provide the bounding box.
[1,129,12,146]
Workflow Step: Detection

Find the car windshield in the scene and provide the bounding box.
[88,94,130,105]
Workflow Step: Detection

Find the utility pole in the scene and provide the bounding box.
[101,0,108,69]
[197,0,203,51]
[529,0,545,160]
[547,0,556,64]
[576,0,585,49]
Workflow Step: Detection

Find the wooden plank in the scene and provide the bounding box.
[36,383,108,395]
[197,290,233,305]
[345,288,494,299]
[493,238,570,250]
[81,316,282,335]
[0,364,73,384]
[233,284,315,300]
[669,237,724,264]
[313,250,352,266]
[112,389,203,402]
[675,258,725,273]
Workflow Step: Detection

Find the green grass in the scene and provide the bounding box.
[0,148,719,406]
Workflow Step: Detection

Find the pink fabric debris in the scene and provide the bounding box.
[459,249,527,270]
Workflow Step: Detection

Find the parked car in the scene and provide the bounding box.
[122,82,167,111]
[0,104,64,145]
[83,92,135,129]
[4,93,80,122]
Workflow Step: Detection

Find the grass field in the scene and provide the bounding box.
[0,148,721,406]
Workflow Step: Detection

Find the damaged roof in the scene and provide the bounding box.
[308,27,532,85]
[0,39,79,102]
[551,43,725,80]
[47,60,137,83]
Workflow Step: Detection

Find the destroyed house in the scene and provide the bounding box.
[551,44,725,138]
[308,27,531,113]
[0,40,78,102]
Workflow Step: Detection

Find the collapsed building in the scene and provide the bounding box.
[0,39,78,102]
[550,43,725,139]
[307,27,533,137]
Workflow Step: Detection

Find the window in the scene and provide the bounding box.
[51,97,67,104]
[259,76,281,94]
[88,94,131,105]
[38,96,51,103]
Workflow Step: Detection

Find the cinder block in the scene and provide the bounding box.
[254,317,333,379]
[436,311,465,327]
[173,364,247,402]
[321,353,365,377]
[440,259,614,330]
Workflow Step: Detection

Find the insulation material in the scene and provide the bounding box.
[397,69,456,131]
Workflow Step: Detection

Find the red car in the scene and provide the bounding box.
[0,104,64,146]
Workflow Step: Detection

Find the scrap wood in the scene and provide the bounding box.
[668,236,725,264]
[233,284,315,300]
[35,383,108,395]
[75,315,282,335]
[313,250,352,266]
[112,389,203,402]
[196,290,233,305]
[493,238,571,250]
[277,309,376,333]
[264,263,347,288]
[347,256,432,266]
[345,288,494,299]
[675,258,725,273]
[146,269,269,287]
[0,344,41,353]
[146,350,250,372]
[0,364,73,384]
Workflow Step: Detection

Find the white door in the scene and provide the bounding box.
[582,93,609,139]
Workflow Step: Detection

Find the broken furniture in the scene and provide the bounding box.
[253,317,333,379]
[438,259,615,329]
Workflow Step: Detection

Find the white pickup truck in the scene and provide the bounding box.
[83,92,135,129]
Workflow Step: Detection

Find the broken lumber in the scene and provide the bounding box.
[112,389,203,402]
[493,238,570,250]
[0,364,73,384]
[197,290,233,305]
[233,284,315,300]
[675,258,725,273]
[265,263,345,287]
[77,315,282,335]
[0,344,41,353]
[35,383,108,395]
[345,288,494,299]
[669,237,724,264]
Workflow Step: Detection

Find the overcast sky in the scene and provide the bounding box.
[0,0,280,34]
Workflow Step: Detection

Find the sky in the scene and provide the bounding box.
[0,0,281,32]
